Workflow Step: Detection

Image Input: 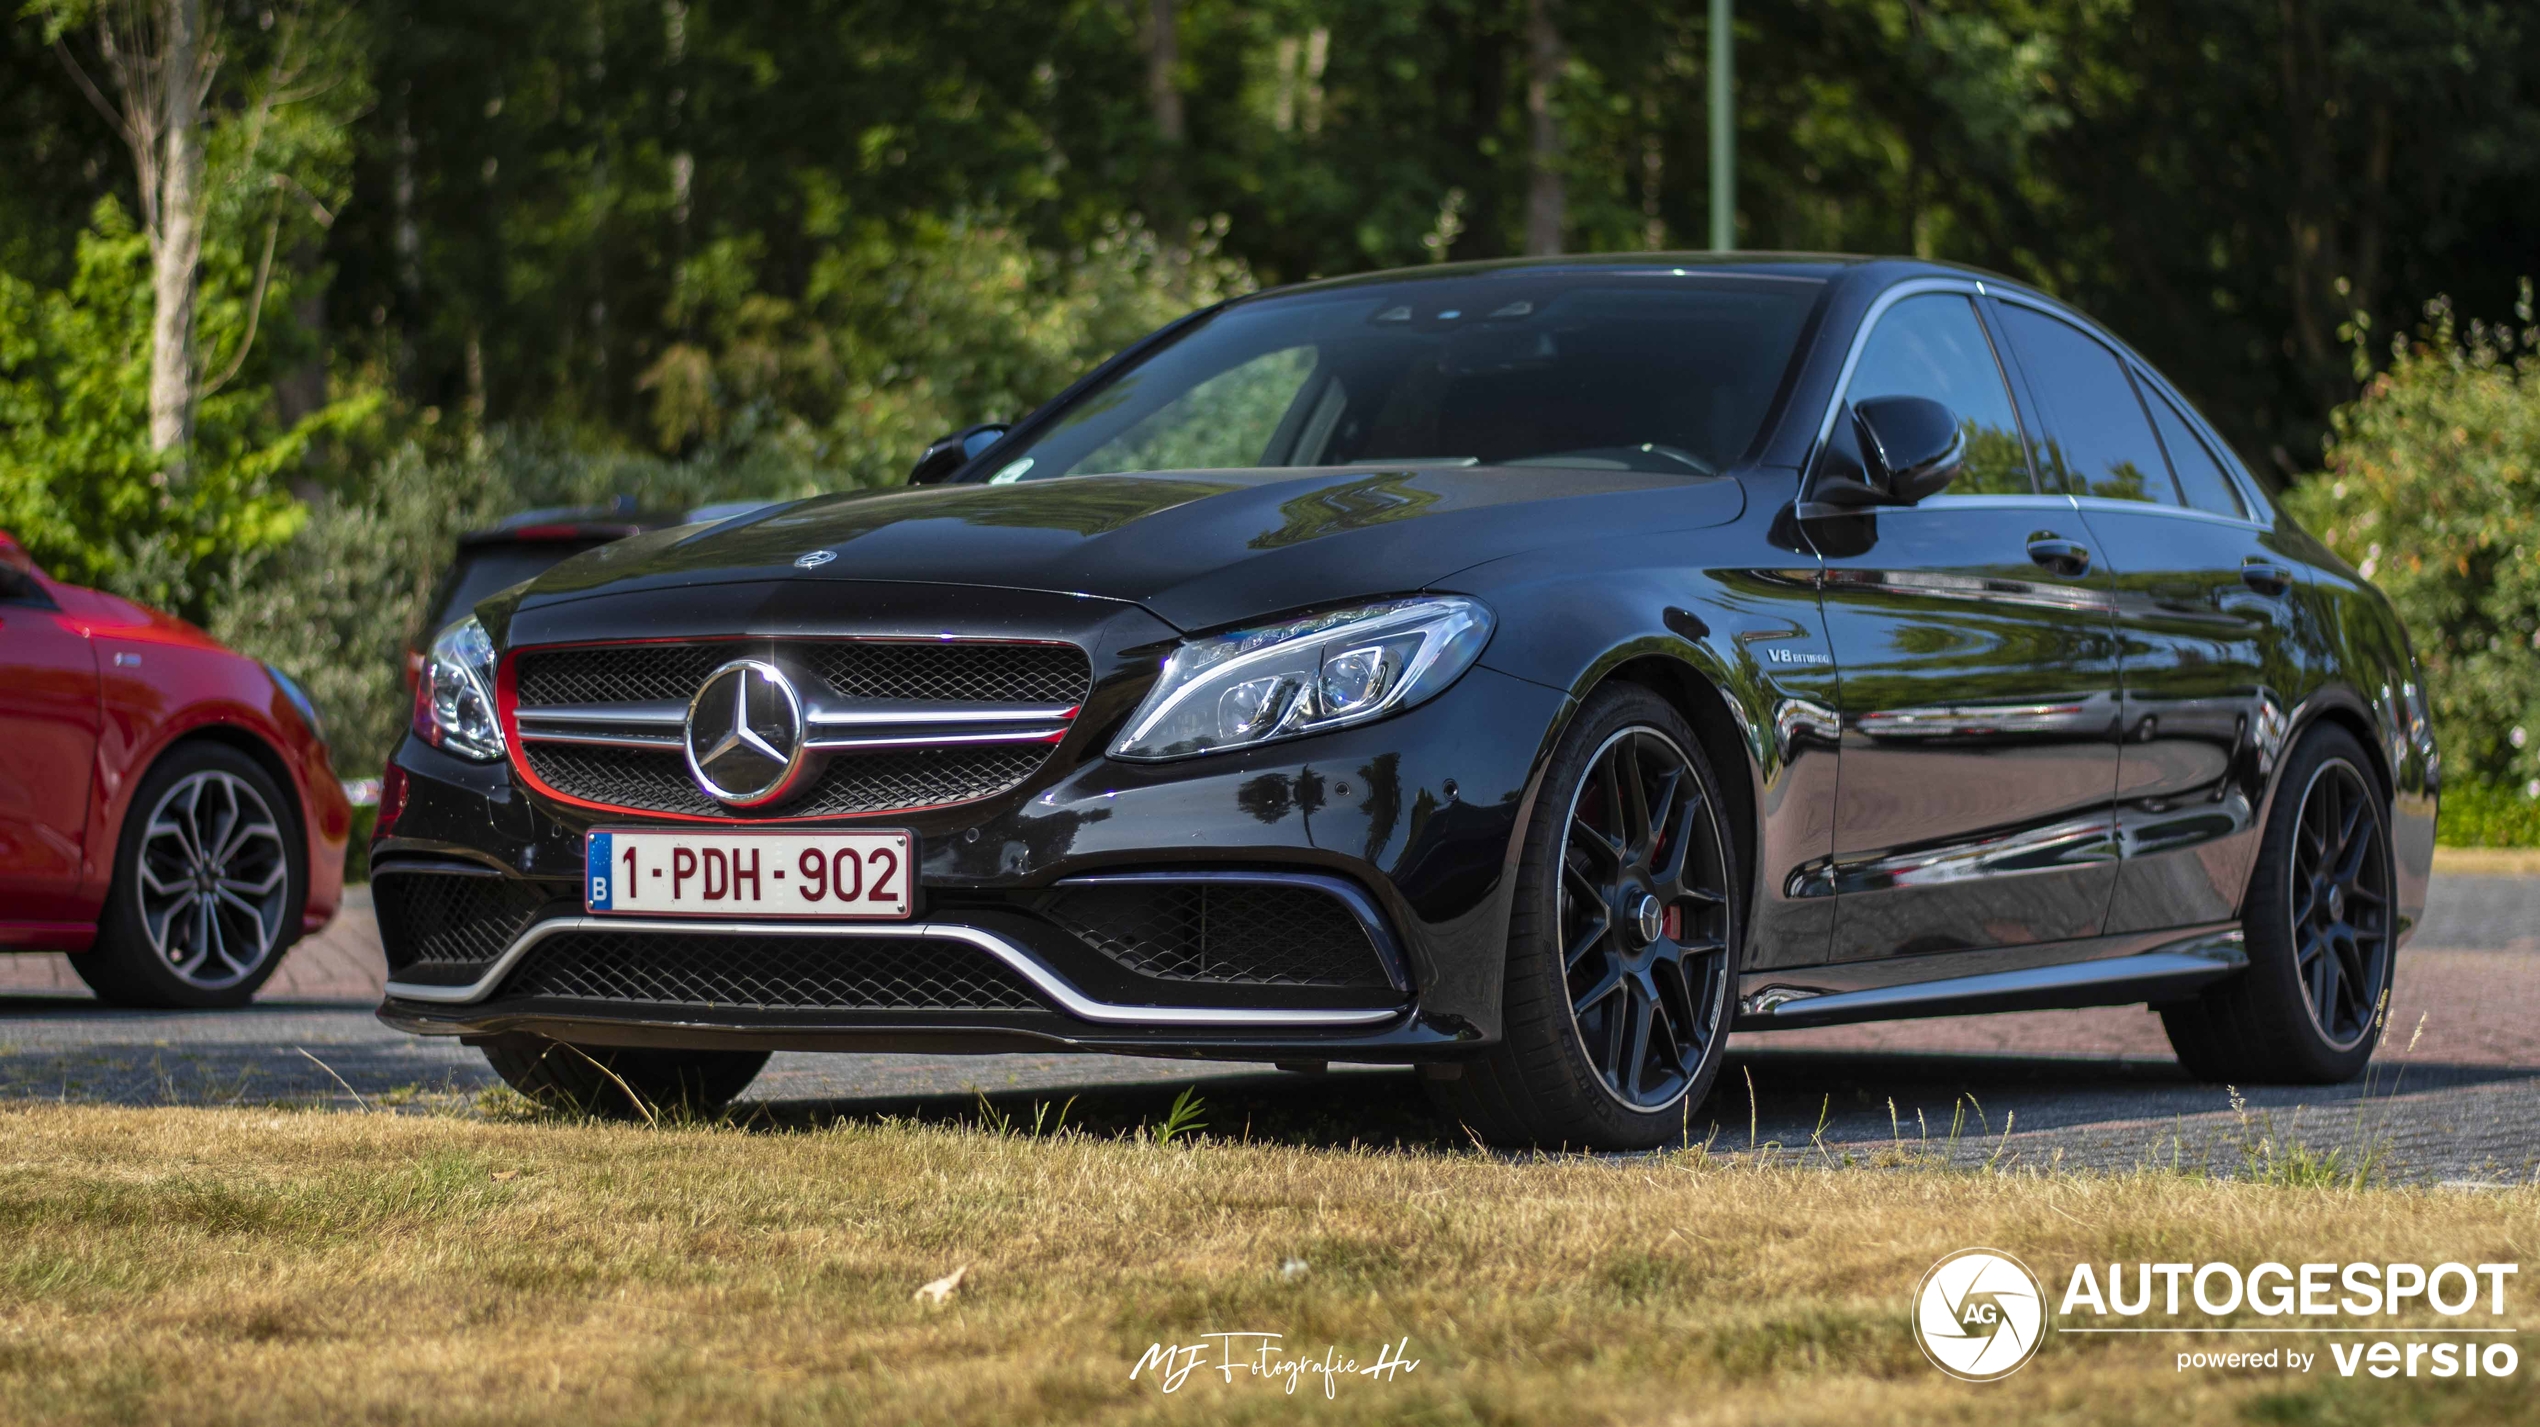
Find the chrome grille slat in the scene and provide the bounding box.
[508,636,1090,819]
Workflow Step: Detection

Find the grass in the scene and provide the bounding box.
[0,1102,2532,1425]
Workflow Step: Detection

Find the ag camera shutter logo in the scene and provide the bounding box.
[1913,1249,2046,1381]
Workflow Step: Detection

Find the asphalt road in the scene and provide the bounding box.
[3,874,2533,1182]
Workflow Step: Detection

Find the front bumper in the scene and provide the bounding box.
[372,664,1565,1061]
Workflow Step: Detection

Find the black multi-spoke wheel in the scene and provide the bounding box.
[77,743,305,1010]
[1559,727,1733,1110]
[1430,684,1741,1149]
[2162,725,2395,1084]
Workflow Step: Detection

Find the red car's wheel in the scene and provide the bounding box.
[75,743,304,1009]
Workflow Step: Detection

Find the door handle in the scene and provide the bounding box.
[2026,534,2091,578]
[2240,559,2293,596]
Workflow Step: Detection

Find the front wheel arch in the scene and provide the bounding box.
[1544,654,1762,949]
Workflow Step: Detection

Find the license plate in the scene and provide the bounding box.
[584,828,915,919]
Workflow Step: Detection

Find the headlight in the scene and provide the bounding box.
[1111,596,1493,761]
[412,616,505,761]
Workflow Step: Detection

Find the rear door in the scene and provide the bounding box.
[1806,286,2125,962]
[0,559,101,927]
[1995,304,2300,932]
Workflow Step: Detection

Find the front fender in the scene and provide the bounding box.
[1444,523,1840,969]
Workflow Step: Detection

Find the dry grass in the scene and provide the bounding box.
[0,1102,2532,1425]
[2430,845,2540,875]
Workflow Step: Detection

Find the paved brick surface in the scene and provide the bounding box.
[2,876,2533,1182]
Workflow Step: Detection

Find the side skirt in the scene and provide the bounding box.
[1733,924,2244,1030]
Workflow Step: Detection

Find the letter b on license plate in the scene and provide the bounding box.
[585,828,914,919]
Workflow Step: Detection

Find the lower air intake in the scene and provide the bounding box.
[494,930,1045,1012]
[1038,881,1397,989]
[374,872,555,975]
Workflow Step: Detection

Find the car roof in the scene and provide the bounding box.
[1251,252,2028,300]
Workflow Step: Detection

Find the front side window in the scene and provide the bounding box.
[1997,305,2177,505]
[975,274,1822,483]
[1840,293,2033,495]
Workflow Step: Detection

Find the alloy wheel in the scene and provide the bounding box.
[1558,726,1733,1109]
[2288,757,2391,1049]
[133,771,292,990]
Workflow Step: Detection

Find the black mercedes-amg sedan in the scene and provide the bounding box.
[375,254,2436,1148]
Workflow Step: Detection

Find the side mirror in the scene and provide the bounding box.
[1851,396,1964,504]
[908,423,1012,485]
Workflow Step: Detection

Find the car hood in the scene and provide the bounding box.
[513,466,1745,634]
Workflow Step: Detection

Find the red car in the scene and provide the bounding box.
[0,531,350,1007]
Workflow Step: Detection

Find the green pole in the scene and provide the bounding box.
[1709,0,1734,251]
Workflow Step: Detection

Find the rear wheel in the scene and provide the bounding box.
[1430,685,1741,1149]
[477,1033,769,1120]
[76,743,303,1010]
[2161,724,2395,1083]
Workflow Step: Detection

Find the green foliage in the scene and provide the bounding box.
[2430,779,2540,849]
[2285,288,2540,806]
[642,214,1252,482]
[0,199,349,620]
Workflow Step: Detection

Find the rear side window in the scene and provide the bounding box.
[2143,384,2248,518]
[1841,293,2032,495]
[1997,305,2177,505]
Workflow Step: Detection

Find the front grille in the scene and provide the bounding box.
[514,639,1090,708]
[374,872,552,973]
[1040,882,1397,989]
[495,930,1045,1012]
[511,638,1090,818]
[799,642,1088,705]
[523,743,1049,818]
[516,645,725,706]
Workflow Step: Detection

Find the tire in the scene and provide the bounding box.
[478,1032,769,1120]
[1430,684,1743,1150]
[75,742,304,1010]
[2161,724,2396,1084]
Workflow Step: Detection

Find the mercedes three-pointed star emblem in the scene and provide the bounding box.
[684,659,809,807]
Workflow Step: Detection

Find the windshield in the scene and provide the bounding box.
[972,272,1821,483]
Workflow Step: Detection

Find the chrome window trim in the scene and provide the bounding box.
[382,915,1407,1026]
[2067,494,2271,533]
[1808,276,1990,456]
[1905,492,2079,513]
[1053,869,1413,994]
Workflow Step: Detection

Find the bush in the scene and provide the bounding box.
[2284,284,2540,838]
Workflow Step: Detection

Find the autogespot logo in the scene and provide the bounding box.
[1913,1249,2047,1381]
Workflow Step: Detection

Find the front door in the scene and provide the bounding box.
[0,558,100,926]
[1805,289,2124,961]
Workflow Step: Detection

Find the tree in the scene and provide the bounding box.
[38,0,346,471]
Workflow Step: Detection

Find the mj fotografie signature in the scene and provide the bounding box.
[1131,1333,1422,1396]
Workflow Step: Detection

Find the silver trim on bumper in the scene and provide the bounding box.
[383,916,1406,1028]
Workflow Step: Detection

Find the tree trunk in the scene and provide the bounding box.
[1523,0,1564,256]
[1147,0,1183,144]
[147,0,205,460]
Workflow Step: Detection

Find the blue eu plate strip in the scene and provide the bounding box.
[586,831,613,910]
